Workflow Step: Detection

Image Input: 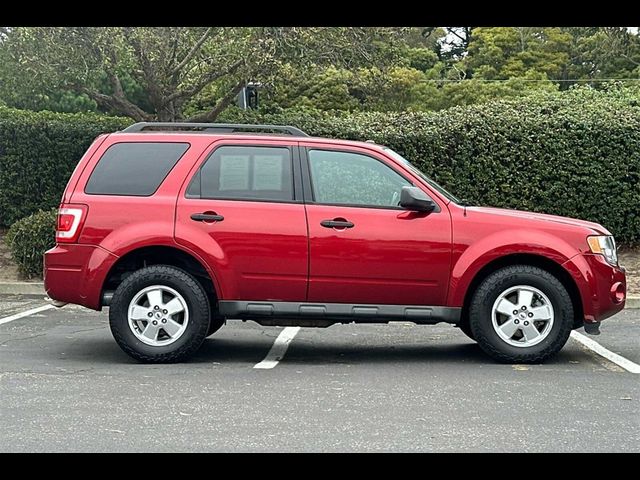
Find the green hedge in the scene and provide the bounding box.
[0,107,131,227]
[5,209,57,278]
[223,86,640,244]
[2,86,639,246]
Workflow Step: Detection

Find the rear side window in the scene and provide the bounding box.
[188,146,293,202]
[85,142,189,196]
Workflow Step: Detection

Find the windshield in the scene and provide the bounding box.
[383,148,461,204]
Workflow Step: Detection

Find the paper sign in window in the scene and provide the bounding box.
[219,155,249,190]
[252,155,283,190]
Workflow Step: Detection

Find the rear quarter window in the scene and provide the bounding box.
[85,142,189,196]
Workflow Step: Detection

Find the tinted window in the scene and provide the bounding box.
[383,147,460,203]
[85,142,189,196]
[309,149,411,207]
[195,146,293,201]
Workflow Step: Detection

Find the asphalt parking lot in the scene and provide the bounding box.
[1,295,638,452]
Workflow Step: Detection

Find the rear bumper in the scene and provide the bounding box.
[562,253,626,323]
[44,244,118,311]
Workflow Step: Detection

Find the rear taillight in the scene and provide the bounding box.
[56,204,88,243]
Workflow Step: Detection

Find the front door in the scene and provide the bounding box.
[175,141,308,301]
[303,144,452,306]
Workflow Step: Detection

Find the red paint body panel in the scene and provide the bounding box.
[300,140,452,305]
[43,131,626,326]
[175,199,308,301]
[562,253,626,322]
[445,204,626,321]
[44,244,117,309]
[173,137,308,301]
[305,205,451,305]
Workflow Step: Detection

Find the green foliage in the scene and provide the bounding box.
[0,27,405,122]
[3,86,639,256]
[258,27,640,114]
[564,27,640,82]
[265,64,562,113]
[465,27,573,80]
[5,209,57,278]
[263,65,362,112]
[0,107,131,227]
[2,27,639,119]
[224,85,640,244]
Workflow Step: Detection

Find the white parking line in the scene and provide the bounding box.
[0,304,55,326]
[254,327,301,369]
[571,330,640,374]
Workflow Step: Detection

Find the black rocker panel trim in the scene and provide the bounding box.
[218,301,461,325]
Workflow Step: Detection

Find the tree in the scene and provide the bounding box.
[464,27,572,81]
[0,27,405,121]
[423,27,473,60]
[563,27,640,82]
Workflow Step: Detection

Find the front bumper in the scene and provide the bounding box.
[44,244,118,311]
[562,253,626,324]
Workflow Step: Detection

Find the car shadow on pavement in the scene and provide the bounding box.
[283,341,492,365]
[190,337,281,364]
[195,337,579,367]
[53,332,584,368]
[56,336,277,365]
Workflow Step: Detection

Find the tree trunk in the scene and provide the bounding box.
[187,81,245,123]
[156,105,177,122]
[82,88,151,122]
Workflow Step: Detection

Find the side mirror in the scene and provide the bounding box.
[400,186,437,212]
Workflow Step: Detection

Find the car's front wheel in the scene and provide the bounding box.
[109,265,210,363]
[469,265,573,363]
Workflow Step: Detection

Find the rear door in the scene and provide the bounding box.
[175,139,308,302]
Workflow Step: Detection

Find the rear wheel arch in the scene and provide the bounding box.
[101,245,223,309]
[459,254,584,332]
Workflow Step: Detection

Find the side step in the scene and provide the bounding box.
[218,301,461,327]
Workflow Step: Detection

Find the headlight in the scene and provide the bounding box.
[587,235,618,266]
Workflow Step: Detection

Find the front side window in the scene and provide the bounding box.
[383,147,460,203]
[308,149,411,208]
[85,142,189,196]
[191,146,293,202]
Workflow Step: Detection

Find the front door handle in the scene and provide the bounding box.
[191,212,224,223]
[320,219,354,229]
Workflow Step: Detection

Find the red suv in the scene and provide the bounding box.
[44,123,626,363]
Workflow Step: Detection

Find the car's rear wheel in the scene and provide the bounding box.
[469,265,573,363]
[109,265,210,363]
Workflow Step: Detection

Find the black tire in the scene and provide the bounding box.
[469,265,573,364]
[206,316,225,337]
[109,265,210,363]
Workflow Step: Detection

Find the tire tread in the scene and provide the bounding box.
[469,265,573,364]
[109,265,210,363]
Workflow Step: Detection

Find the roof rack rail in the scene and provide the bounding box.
[122,122,309,137]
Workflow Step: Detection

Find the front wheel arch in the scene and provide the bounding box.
[459,253,584,332]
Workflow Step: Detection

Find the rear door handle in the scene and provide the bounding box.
[320,219,354,229]
[191,212,224,222]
